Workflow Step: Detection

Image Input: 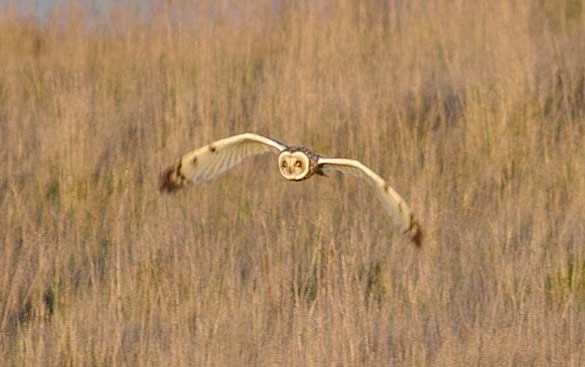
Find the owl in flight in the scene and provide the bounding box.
[161,133,422,246]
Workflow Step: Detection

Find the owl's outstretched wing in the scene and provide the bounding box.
[318,158,422,246]
[161,133,286,192]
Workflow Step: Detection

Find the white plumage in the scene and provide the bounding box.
[161,133,422,246]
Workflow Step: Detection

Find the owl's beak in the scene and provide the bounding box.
[287,166,293,175]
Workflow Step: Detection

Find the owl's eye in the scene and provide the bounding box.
[294,161,302,167]
[282,161,288,168]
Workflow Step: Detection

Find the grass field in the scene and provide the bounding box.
[1,0,585,365]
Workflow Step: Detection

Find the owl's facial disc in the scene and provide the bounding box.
[278,151,310,181]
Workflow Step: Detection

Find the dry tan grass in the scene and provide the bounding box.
[1,0,585,365]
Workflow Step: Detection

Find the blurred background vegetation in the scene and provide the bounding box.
[1,0,584,365]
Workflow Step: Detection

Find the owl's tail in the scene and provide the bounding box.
[160,164,185,193]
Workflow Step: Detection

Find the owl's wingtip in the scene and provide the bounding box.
[404,218,423,247]
[411,224,423,247]
[160,167,182,193]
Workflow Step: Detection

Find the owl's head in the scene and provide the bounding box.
[278,150,311,181]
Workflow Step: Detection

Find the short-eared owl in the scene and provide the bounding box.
[161,133,422,246]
